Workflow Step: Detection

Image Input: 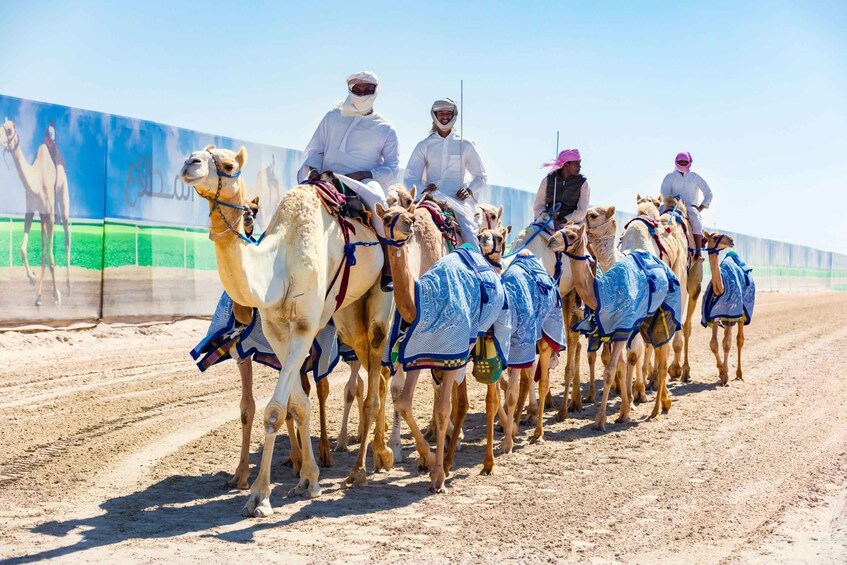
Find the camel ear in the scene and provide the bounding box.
[250,196,259,209]
[577,223,586,237]
[204,144,216,151]
[409,185,417,200]
[607,206,616,217]
[702,230,712,240]
[497,205,504,219]
[375,203,386,217]
[636,193,642,201]
[547,231,564,252]
[505,225,512,236]
[235,146,248,168]
[406,203,417,215]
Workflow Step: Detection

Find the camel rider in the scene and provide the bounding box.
[298,70,400,291]
[404,98,488,249]
[44,119,65,169]
[532,148,590,230]
[660,151,713,260]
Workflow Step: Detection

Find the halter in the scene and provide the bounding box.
[1,128,19,170]
[705,234,726,254]
[560,230,591,261]
[382,211,412,248]
[191,150,254,245]
[481,233,504,270]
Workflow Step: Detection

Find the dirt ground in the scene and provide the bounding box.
[0,292,846,564]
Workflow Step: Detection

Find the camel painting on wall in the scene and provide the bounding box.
[0,95,107,323]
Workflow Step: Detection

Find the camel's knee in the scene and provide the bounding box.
[369,323,387,349]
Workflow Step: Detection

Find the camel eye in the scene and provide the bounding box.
[224,163,234,172]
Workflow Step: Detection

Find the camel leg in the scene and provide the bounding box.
[515,366,531,427]
[57,170,72,295]
[532,343,552,443]
[242,322,318,518]
[481,383,498,476]
[495,378,508,433]
[227,357,255,490]
[35,215,47,306]
[668,332,683,381]
[431,369,459,493]
[681,294,697,382]
[423,378,439,441]
[316,377,333,468]
[373,366,393,472]
[569,335,583,412]
[502,367,521,453]
[735,323,745,381]
[394,369,434,473]
[281,374,308,474]
[387,365,405,462]
[595,341,627,431]
[335,360,361,451]
[585,350,597,404]
[649,343,672,419]
[616,353,631,424]
[630,336,648,404]
[20,212,36,284]
[45,216,59,305]
[445,379,469,475]
[525,363,540,424]
[721,324,733,386]
[644,343,656,390]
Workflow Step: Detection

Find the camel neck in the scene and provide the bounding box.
[567,247,598,310]
[588,230,621,274]
[10,144,39,198]
[386,243,417,323]
[707,251,723,295]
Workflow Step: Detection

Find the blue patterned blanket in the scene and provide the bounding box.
[385,246,511,374]
[574,251,681,346]
[502,254,565,367]
[701,251,755,327]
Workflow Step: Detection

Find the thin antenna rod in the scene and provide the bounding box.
[460,79,464,194]
[556,130,560,155]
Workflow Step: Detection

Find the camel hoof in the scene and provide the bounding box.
[318,449,334,468]
[242,495,273,518]
[668,364,682,381]
[593,421,607,432]
[53,290,61,306]
[288,479,322,499]
[344,467,367,488]
[389,442,403,464]
[34,295,42,307]
[735,371,744,381]
[582,394,595,404]
[479,464,493,476]
[529,433,544,445]
[554,410,567,423]
[681,367,691,382]
[225,474,250,491]
[333,436,348,452]
[282,458,302,477]
[429,471,447,494]
[422,426,436,442]
[494,422,504,434]
[501,437,514,454]
[373,447,394,473]
[615,415,631,424]
[568,399,583,413]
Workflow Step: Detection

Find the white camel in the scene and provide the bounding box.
[181,146,393,517]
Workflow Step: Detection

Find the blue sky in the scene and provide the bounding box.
[3,1,845,252]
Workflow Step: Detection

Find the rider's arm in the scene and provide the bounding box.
[660,172,674,198]
[371,127,400,187]
[297,114,328,182]
[463,140,488,198]
[564,180,590,223]
[532,176,547,218]
[403,140,427,191]
[697,173,713,209]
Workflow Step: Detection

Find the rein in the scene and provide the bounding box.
[502,202,562,259]
[622,215,669,262]
[192,150,254,245]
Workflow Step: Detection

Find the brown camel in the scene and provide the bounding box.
[376,200,506,490]
[701,230,755,386]
[181,146,393,517]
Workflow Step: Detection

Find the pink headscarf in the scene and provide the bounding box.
[541,148,581,170]
[675,151,692,173]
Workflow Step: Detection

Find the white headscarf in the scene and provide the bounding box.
[430,98,458,133]
[337,71,380,117]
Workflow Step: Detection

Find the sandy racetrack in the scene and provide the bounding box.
[1,292,846,563]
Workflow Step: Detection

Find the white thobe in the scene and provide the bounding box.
[660,170,712,234]
[403,130,487,247]
[298,108,400,237]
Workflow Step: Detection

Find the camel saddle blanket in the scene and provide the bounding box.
[502,253,565,368]
[573,251,681,347]
[191,292,340,381]
[310,178,375,234]
[701,251,756,327]
[417,197,460,246]
[383,245,511,374]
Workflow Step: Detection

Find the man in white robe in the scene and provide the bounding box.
[660,151,713,260]
[404,98,488,249]
[297,71,400,290]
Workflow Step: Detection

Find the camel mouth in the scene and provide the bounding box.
[181,174,205,184]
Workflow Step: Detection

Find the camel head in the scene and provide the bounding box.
[475,203,504,231]
[386,184,416,208]
[375,201,417,244]
[547,222,587,256]
[180,145,248,205]
[702,230,735,252]
[660,193,688,218]
[0,118,17,151]
[479,225,511,261]
[586,205,616,229]
[636,193,661,219]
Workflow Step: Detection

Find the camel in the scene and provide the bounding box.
[475,203,504,231]
[701,230,756,386]
[660,194,704,383]
[376,200,510,491]
[621,196,688,392]
[380,185,450,464]
[181,146,393,517]
[583,206,648,404]
[1,118,72,305]
[549,223,681,430]
[508,220,582,422]
[478,225,564,447]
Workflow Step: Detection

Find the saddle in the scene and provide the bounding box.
[310,172,375,232]
[417,194,460,246]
